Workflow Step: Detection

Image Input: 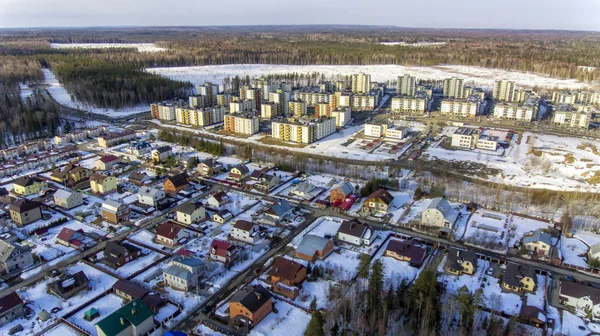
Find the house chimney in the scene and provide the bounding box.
[131,308,136,315]
[256,293,261,300]
[120,317,125,325]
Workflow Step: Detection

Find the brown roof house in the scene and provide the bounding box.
[228,164,249,182]
[361,189,395,217]
[104,242,142,269]
[9,199,42,226]
[559,280,600,320]
[206,191,230,209]
[444,248,478,275]
[229,285,273,328]
[384,239,427,268]
[209,240,239,266]
[89,173,118,195]
[95,155,120,171]
[56,228,94,250]
[268,256,307,299]
[128,171,152,186]
[50,164,91,186]
[112,279,165,313]
[198,158,222,177]
[47,270,89,300]
[0,292,24,326]
[101,199,130,224]
[330,181,355,204]
[164,173,190,195]
[155,221,188,247]
[0,187,11,205]
[336,219,375,246]
[295,235,334,262]
[501,263,537,294]
[230,220,260,244]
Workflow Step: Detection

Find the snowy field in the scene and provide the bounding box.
[43,68,150,117]
[462,210,509,252]
[67,293,124,336]
[380,41,447,47]
[561,237,589,267]
[43,323,82,336]
[508,216,551,248]
[315,248,361,282]
[50,43,166,52]
[249,300,311,336]
[147,64,591,90]
[427,130,600,192]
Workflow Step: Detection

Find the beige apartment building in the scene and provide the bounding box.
[272,117,336,144]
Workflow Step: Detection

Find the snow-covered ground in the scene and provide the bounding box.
[67,293,124,336]
[249,299,310,336]
[43,68,150,117]
[372,238,428,288]
[462,210,509,253]
[43,323,82,336]
[508,216,551,248]
[50,43,166,52]
[315,249,361,282]
[147,64,591,90]
[561,237,589,267]
[380,41,447,47]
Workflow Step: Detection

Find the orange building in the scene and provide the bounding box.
[229,285,273,327]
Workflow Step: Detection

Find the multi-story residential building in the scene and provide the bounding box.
[188,106,226,127]
[101,199,130,224]
[364,122,408,140]
[163,256,205,291]
[271,82,293,92]
[271,117,336,144]
[188,95,206,108]
[240,86,262,106]
[576,91,600,106]
[197,82,219,106]
[314,102,331,118]
[493,97,539,122]
[12,176,47,196]
[97,131,136,148]
[493,80,517,102]
[9,199,42,226]
[391,95,427,114]
[397,74,417,96]
[421,197,459,231]
[215,92,230,107]
[463,87,485,100]
[553,104,592,129]
[253,76,271,101]
[260,102,279,119]
[90,173,118,195]
[440,98,481,118]
[450,127,499,151]
[269,89,289,115]
[329,108,351,127]
[443,77,465,99]
[351,94,377,111]
[150,100,185,121]
[294,91,329,105]
[288,100,307,117]
[230,99,257,113]
[351,73,371,94]
[224,111,260,135]
[552,91,577,105]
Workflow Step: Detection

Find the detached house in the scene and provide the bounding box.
[559,280,600,319]
[56,228,94,249]
[501,263,537,293]
[230,220,260,244]
[155,221,188,246]
[95,299,154,336]
[137,187,165,207]
[213,210,233,224]
[295,235,334,262]
[164,173,190,195]
[207,191,230,209]
[53,189,84,209]
[337,219,374,246]
[163,256,205,291]
[50,164,91,186]
[90,173,118,195]
[421,197,459,232]
[47,270,89,300]
[522,229,553,257]
[128,171,151,186]
[253,174,280,193]
[209,240,239,265]
[152,146,173,162]
[95,155,120,171]
[361,189,395,217]
[9,199,42,226]
[198,158,222,177]
[12,176,47,196]
[229,285,273,327]
[262,199,293,225]
[384,239,427,268]
[268,257,307,299]
[104,242,142,269]
[125,141,152,157]
[290,181,320,200]
[175,202,206,225]
[228,164,249,182]
[0,292,25,327]
[444,248,478,275]
[101,199,130,224]
[0,187,11,205]
[112,280,165,313]
[330,181,355,204]
[0,240,33,275]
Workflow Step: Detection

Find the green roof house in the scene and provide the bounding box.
[95,299,154,336]
[84,307,100,321]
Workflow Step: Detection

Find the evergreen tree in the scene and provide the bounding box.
[304,310,325,336]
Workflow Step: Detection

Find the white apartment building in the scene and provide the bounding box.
[493,80,517,102]
[230,99,257,113]
[224,112,260,135]
[189,95,206,108]
[443,77,465,99]
[351,94,377,111]
[391,96,427,114]
[330,108,351,127]
[288,100,307,117]
[451,127,498,151]
[151,102,178,121]
[215,93,230,107]
[294,92,329,105]
[553,104,592,128]
[397,75,417,97]
[269,90,289,115]
[177,106,226,127]
[351,73,371,94]
[440,98,481,118]
[493,97,539,122]
[272,117,336,144]
[197,82,219,106]
[338,93,352,108]
[364,123,408,140]
[552,90,600,106]
[261,102,279,119]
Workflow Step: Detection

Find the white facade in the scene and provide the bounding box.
[351,73,371,94]
[440,99,480,118]
[351,95,377,111]
[137,187,165,207]
[493,80,517,102]
[553,108,591,128]
[364,123,407,139]
[493,102,536,121]
[391,96,427,114]
[330,108,351,127]
[397,75,416,97]
[225,114,260,135]
[272,117,336,144]
[443,77,465,99]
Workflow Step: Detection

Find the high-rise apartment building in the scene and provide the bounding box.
[224,111,260,135]
[351,73,371,94]
[442,77,465,99]
[493,80,517,102]
[197,82,219,106]
[260,102,279,119]
[397,75,417,97]
[288,100,307,117]
[269,89,289,115]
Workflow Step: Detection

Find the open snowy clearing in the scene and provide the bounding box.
[249,300,310,336]
[147,64,591,90]
[50,43,166,52]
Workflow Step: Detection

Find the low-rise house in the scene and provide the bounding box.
[522,229,553,257]
[0,240,33,275]
[268,257,307,299]
[421,197,459,232]
[206,191,230,209]
[290,181,320,200]
[95,299,154,336]
[0,292,24,327]
[0,187,10,205]
[501,263,537,293]
[97,130,137,148]
[12,176,47,196]
[112,280,165,313]
[262,199,293,225]
[337,219,374,246]
[330,181,355,204]
[53,189,84,209]
[9,199,42,226]
[384,239,427,267]
[228,164,249,182]
[444,248,478,275]
[230,220,260,244]
[90,173,118,195]
[163,256,205,291]
[137,187,165,207]
[361,189,395,217]
[128,171,151,186]
[213,210,233,224]
[295,235,334,262]
[175,202,206,225]
[56,228,94,249]
[155,221,188,246]
[520,305,546,328]
[47,270,89,300]
[50,164,91,186]
[101,200,130,224]
[197,158,222,176]
[253,174,280,193]
[559,280,600,319]
[229,285,273,327]
[210,240,239,265]
[95,155,120,171]
[164,173,190,195]
[104,242,142,269]
[151,146,173,162]
[125,141,152,157]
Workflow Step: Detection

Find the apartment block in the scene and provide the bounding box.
[230,99,257,113]
[440,98,481,118]
[260,102,279,119]
[174,106,227,127]
[351,94,377,111]
[269,89,289,115]
[151,100,184,121]
[215,93,230,107]
[451,127,498,151]
[552,90,600,106]
[329,108,351,127]
[288,100,307,117]
[493,80,517,102]
[188,95,206,108]
[397,75,417,97]
[493,97,539,122]
[443,77,465,99]
[197,82,219,106]
[294,92,329,105]
[271,117,336,144]
[553,104,592,128]
[253,77,271,101]
[240,86,262,106]
[224,111,260,135]
[351,73,371,94]
[364,122,408,140]
[314,103,331,118]
[464,87,485,100]
[391,95,427,114]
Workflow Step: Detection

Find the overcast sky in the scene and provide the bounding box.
[1,0,599,31]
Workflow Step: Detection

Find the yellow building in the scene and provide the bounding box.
[501,263,537,293]
[90,174,118,195]
[12,176,47,196]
